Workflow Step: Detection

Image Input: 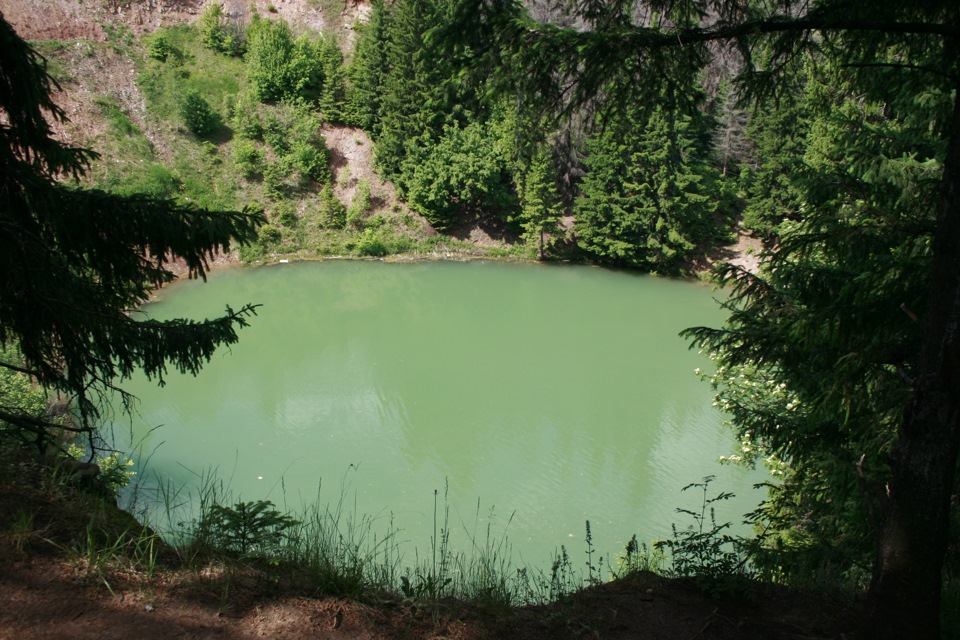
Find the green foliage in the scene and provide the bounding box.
[138,25,245,125]
[180,90,218,136]
[245,17,343,109]
[613,535,664,577]
[575,104,719,272]
[197,500,299,557]
[229,91,263,139]
[258,224,283,245]
[374,0,453,178]
[273,201,299,228]
[198,2,244,55]
[515,146,563,256]
[0,345,48,443]
[93,96,137,137]
[147,31,174,61]
[233,139,263,178]
[256,103,331,197]
[287,35,324,101]
[318,184,346,228]
[405,120,516,228]
[65,443,136,497]
[0,15,264,447]
[288,136,331,185]
[655,477,750,594]
[347,0,388,131]
[685,60,945,588]
[346,178,372,228]
[246,17,295,102]
[317,35,347,122]
[738,84,811,237]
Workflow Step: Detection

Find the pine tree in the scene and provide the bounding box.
[687,59,945,593]
[0,16,264,448]
[516,147,563,258]
[375,0,448,180]
[317,34,347,123]
[452,1,960,635]
[575,105,718,272]
[738,80,811,238]
[347,0,389,132]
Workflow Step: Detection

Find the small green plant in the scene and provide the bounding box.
[273,201,299,228]
[258,224,283,246]
[230,93,263,139]
[180,91,217,136]
[10,509,38,551]
[346,178,372,228]
[584,520,603,586]
[338,166,352,188]
[102,23,135,50]
[548,545,577,601]
[147,32,174,62]
[233,139,264,179]
[65,443,136,496]
[655,476,750,594]
[198,500,299,557]
[613,535,664,576]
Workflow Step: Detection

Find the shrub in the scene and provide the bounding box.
[197,500,298,557]
[246,17,294,102]
[258,224,282,245]
[262,162,287,200]
[288,139,330,185]
[233,139,263,179]
[230,93,263,139]
[654,476,751,595]
[147,32,173,62]
[355,228,388,256]
[273,201,299,228]
[198,3,244,55]
[346,178,372,228]
[180,91,217,136]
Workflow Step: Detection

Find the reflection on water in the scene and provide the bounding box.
[114,261,767,567]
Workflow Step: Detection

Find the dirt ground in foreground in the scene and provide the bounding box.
[0,541,857,640]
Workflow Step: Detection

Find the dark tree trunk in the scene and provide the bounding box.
[862,78,960,640]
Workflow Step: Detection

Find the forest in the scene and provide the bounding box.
[1,0,959,638]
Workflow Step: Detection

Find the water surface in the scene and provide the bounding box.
[115,261,765,566]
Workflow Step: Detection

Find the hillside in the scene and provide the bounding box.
[3,0,521,269]
[0,0,888,639]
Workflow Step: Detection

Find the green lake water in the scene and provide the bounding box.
[113,260,766,567]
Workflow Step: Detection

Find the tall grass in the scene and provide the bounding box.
[122,465,649,608]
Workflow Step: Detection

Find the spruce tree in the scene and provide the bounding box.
[375,0,448,180]
[515,147,563,258]
[0,16,264,449]
[451,1,960,635]
[575,105,718,272]
[317,35,347,123]
[347,0,389,133]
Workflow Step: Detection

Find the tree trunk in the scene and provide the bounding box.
[862,78,960,640]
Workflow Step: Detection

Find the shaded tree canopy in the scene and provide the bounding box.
[0,13,264,448]
[441,0,960,637]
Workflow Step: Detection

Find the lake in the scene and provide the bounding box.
[113,260,766,569]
